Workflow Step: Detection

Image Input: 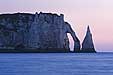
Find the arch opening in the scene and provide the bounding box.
[67,33,74,52]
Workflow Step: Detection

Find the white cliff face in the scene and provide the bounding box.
[81,26,96,52]
[0,12,80,52]
[28,12,40,48]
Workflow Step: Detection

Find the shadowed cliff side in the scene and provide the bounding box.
[0,12,81,53]
[80,26,96,53]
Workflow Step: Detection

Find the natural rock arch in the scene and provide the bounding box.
[64,22,80,52]
[0,12,81,52]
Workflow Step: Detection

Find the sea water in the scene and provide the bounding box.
[0,53,113,75]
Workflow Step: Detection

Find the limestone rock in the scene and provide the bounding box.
[74,38,80,52]
[81,26,96,53]
[0,12,80,52]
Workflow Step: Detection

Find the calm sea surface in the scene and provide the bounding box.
[0,53,113,75]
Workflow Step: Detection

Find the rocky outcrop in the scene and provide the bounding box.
[0,12,80,52]
[81,26,96,53]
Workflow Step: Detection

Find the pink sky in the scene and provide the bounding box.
[0,0,113,52]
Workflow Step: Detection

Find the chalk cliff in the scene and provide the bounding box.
[81,26,96,53]
[0,12,80,52]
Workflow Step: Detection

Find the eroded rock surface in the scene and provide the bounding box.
[0,12,80,52]
[81,26,96,53]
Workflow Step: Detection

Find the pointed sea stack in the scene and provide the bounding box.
[81,26,96,53]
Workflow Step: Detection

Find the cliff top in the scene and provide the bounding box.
[0,12,64,19]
